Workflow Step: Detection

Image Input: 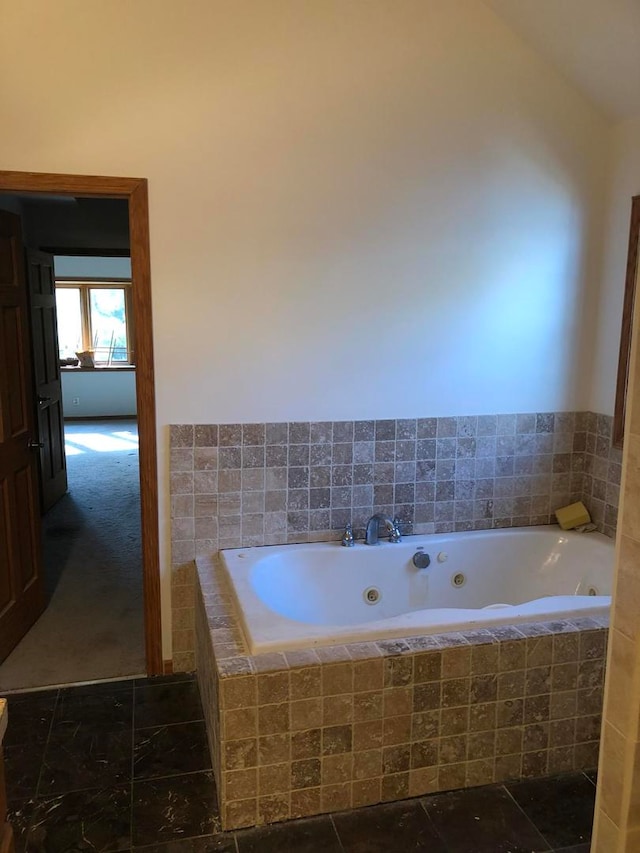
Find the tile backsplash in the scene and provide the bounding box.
[169,411,621,670]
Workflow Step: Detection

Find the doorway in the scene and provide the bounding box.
[0,171,162,684]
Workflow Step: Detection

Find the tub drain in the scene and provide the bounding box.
[451,572,466,588]
[363,587,381,605]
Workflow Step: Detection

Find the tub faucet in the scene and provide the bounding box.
[364,514,401,545]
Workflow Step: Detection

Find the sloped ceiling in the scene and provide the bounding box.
[484,0,640,121]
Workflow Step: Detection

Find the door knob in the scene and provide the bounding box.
[38,396,52,405]
[28,439,44,450]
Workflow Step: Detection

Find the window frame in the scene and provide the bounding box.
[55,277,135,366]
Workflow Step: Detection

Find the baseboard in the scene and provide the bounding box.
[163,659,174,675]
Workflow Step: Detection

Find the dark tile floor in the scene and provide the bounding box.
[4,674,597,852]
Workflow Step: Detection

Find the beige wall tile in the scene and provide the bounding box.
[258,703,290,735]
[322,782,352,812]
[257,794,289,825]
[225,798,257,830]
[225,708,258,740]
[353,691,383,722]
[592,808,621,853]
[620,435,640,541]
[258,733,290,765]
[291,698,322,731]
[258,672,290,705]
[221,676,257,710]
[599,722,628,827]
[290,667,322,700]
[224,738,257,771]
[290,787,321,819]
[291,729,321,761]
[322,663,354,696]
[225,768,257,800]
[614,535,640,643]
[352,778,381,808]
[322,753,353,785]
[353,659,384,692]
[626,740,640,830]
[605,629,639,739]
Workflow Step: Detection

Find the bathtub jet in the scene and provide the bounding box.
[220,525,613,655]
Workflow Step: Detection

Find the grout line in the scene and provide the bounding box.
[418,796,451,851]
[130,677,137,848]
[132,767,214,786]
[501,783,554,852]
[329,814,347,853]
[133,716,205,732]
[33,687,61,802]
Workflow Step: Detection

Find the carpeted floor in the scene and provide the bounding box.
[0,420,145,691]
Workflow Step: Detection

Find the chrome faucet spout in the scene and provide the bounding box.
[364,514,395,546]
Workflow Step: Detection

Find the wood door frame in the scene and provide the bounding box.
[613,195,640,449]
[0,170,162,675]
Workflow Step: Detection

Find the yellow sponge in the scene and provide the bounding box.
[555,501,591,531]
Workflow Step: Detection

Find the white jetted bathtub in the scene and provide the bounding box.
[220,526,613,654]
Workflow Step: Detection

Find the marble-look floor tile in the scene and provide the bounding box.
[134,681,203,730]
[25,785,132,852]
[39,728,133,795]
[237,815,342,853]
[132,771,220,847]
[5,691,58,747]
[133,721,212,779]
[51,688,133,734]
[423,785,550,852]
[506,772,596,850]
[6,797,37,851]
[334,800,447,853]
[4,743,45,802]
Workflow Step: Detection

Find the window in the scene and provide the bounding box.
[55,280,135,365]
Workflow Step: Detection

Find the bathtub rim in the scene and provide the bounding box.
[217,525,613,656]
[195,547,611,684]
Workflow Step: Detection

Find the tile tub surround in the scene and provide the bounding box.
[581,412,622,540]
[171,412,620,670]
[195,554,608,831]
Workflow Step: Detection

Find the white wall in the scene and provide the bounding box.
[590,119,640,415]
[62,370,137,418]
[0,0,612,657]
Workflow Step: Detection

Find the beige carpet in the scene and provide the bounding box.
[0,420,145,691]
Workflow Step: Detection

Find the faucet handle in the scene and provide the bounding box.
[389,517,402,543]
[341,522,355,547]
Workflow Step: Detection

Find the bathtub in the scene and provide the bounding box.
[220,526,613,654]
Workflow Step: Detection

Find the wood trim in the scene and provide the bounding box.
[42,247,130,258]
[0,171,140,197]
[56,277,131,284]
[163,659,174,675]
[613,196,640,448]
[0,170,163,675]
[129,179,163,675]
